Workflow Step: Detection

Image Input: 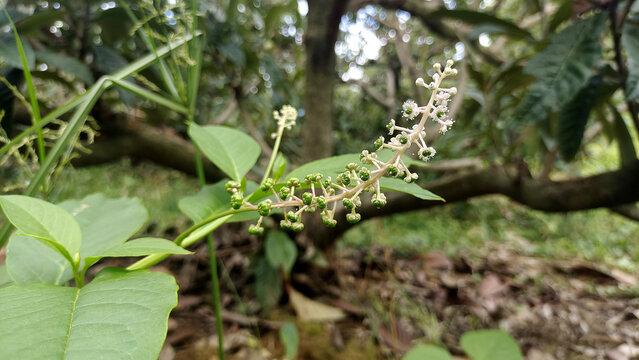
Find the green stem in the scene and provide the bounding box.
[260,126,284,186]
[207,236,225,360]
[126,208,250,271]
[2,7,45,164]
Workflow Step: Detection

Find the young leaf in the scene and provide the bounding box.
[622,15,639,101]
[379,178,444,201]
[6,194,148,285]
[279,323,299,360]
[512,13,607,125]
[558,74,602,161]
[460,330,523,360]
[0,195,81,260]
[402,344,453,360]
[0,268,178,360]
[188,123,261,181]
[265,231,297,276]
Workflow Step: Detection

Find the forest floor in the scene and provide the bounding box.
[154,230,639,360]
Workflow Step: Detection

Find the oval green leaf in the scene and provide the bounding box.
[402,344,453,360]
[460,330,523,360]
[265,231,297,276]
[0,268,178,360]
[0,195,81,260]
[189,123,261,181]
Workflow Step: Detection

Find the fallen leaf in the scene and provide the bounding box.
[287,286,346,322]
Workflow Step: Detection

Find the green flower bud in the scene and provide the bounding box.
[279,186,291,199]
[304,204,317,213]
[358,168,370,181]
[287,177,300,188]
[399,135,408,144]
[343,198,354,210]
[257,200,272,216]
[302,192,313,205]
[322,177,332,188]
[248,224,264,236]
[347,162,359,171]
[230,192,243,209]
[387,166,398,177]
[323,218,337,227]
[291,222,305,232]
[280,219,293,231]
[352,196,362,207]
[260,178,274,192]
[372,193,387,208]
[346,213,361,224]
[327,187,336,196]
[374,136,384,150]
[341,172,351,185]
[225,181,241,193]
[286,210,299,222]
[316,196,327,209]
[304,174,314,184]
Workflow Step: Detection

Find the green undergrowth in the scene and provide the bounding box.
[341,196,639,272]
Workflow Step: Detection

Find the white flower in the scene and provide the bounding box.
[273,105,298,130]
[418,146,437,161]
[402,100,419,120]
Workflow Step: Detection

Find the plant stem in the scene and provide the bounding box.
[207,236,225,360]
[260,126,284,186]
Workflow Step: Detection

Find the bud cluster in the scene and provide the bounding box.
[233,60,457,234]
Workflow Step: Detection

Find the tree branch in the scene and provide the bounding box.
[307,162,639,248]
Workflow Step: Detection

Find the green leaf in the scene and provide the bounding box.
[402,344,453,360]
[273,152,288,181]
[253,256,282,310]
[610,105,637,166]
[558,74,602,161]
[0,266,13,288]
[218,41,246,67]
[460,330,523,360]
[265,231,297,275]
[548,0,573,32]
[188,123,261,181]
[622,15,639,101]
[0,195,81,260]
[429,9,533,39]
[35,50,94,84]
[92,238,192,258]
[279,323,299,360]
[0,268,178,360]
[512,13,607,125]
[0,33,35,70]
[379,178,444,201]
[14,9,62,34]
[6,194,148,285]
[286,154,360,182]
[178,180,260,223]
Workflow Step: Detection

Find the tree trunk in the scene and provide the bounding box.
[302,0,348,162]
